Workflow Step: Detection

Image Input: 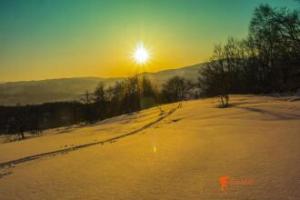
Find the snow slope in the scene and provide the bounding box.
[0,95,299,200]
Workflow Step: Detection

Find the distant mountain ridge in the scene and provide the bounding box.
[0,63,206,105]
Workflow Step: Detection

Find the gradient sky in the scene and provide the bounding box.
[0,0,299,82]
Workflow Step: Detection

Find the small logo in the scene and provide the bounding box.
[219,176,255,192]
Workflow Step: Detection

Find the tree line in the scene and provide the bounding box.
[0,75,195,139]
[199,4,300,106]
[0,4,299,138]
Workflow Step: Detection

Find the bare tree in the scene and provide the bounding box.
[161,76,188,104]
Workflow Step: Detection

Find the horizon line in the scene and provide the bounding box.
[1,61,207,84]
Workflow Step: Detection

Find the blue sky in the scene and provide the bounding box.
[0,0,299,81]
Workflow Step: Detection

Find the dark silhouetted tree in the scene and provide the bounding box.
[161,76,188,103]
[93,83,107,120]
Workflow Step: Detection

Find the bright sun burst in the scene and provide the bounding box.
[133,42,149,64]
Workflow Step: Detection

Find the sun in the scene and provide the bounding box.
[132,42,150,64]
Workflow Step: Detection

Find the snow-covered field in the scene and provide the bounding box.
[0,95,299,200]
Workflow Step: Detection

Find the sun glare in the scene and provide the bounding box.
[133,42,149,64]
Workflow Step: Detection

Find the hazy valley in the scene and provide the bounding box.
[0,63,204,106]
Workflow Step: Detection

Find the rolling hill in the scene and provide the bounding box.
[0,63,205,106]
[0,96,299,199]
